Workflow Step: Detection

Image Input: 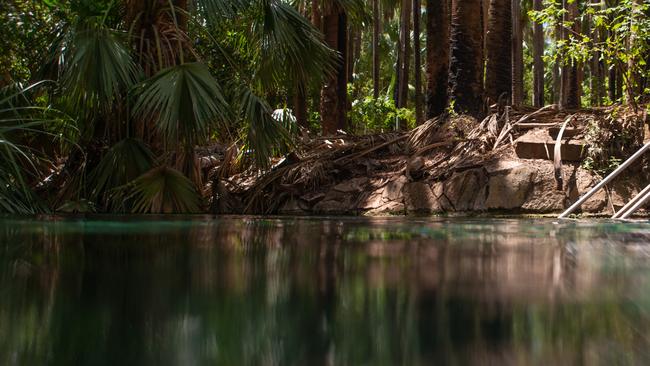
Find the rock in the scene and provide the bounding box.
[367,200,405,215]
[521,161,566,212]
[404,182,442,213]
[515,129,586,161]
[381,176,408,202]
[407,157,426,180]
[567,167,607,213]
[278,198,308,215]
[332,177,369,193]
[443,169,488,211]
[313,200,352,214]
[359,190,384,210]
[485,165,535,209]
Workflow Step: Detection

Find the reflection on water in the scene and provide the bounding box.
[2,216,650,365]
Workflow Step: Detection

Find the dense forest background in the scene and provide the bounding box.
[0,0,648,214]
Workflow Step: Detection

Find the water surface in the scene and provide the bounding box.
[2,216,650,365]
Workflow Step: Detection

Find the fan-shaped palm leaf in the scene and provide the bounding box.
[128,166,202,213]
[239,87,292,168]
[90,138,154,206]
[253,0,336,88]
[132,62,228,146]
[62,21,139,108]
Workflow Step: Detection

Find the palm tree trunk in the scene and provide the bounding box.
[449,0,485,117]
[413,0,423,124]
[588,0,603,106]
[312,0,321,30]
[532,0,544,107]
[511,0,524,106]
[372,0,380,99]
[560,0,581,109]
[425,0,450,119]
[396,0,412,115]
[320,1,347,135]
[485,0,512,104]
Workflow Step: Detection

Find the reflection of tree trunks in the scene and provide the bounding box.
[413,0,423,125]
[426,0,450,119]
[449,0,485,118]
[532,0,544,107]
[511,0,524,106]
[485,0,512,104]
[320,2,348,135]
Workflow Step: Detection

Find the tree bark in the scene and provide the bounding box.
[532,0,545,107]
[588,0,604,106]
[320,2,348,135]
[425,0,450,119]
[312,0,321,31]
[372,0,380,99]
[511,0,524,106]
[560,0,581,109]
[396,0,412,116]
[413,0,423,124]
[449,0,485,118]
[485,0,512,104]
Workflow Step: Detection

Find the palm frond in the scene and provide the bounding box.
[197,0,251,22]
[128,166,202,214]
[239,87,292,168]
[0,83,62,214]
[62,21,139,108]
[253,0,336,89]
[90,138,154,206]
[132,62,228,146]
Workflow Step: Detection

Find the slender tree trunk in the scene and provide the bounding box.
[413,0,423,124]
[449,0,485,117]
[560,0,581,109]
[372,0,380,99]
[396,0,412,123]
[627,0,643,102]
[608,65,617,103]
[532,0,545,107]
[485,0,512,104]
[320,2,348,135]
[425,0,450,119]
[511,0,524,106]
[588,0,604,106]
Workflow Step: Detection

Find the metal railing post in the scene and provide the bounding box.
[559,142,650,218]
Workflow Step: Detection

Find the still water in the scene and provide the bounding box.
[2,216,650,365]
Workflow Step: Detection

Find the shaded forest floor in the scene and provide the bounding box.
[207,104,650,216]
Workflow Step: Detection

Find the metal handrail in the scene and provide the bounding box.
[558,142,650,219]
[613,183,650,218]
[619,189,650,219]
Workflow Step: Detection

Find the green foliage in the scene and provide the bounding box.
[62,21,139,109]
[133,63,227,146]
[128,166,202,214]
[348,96,415,133]
[90,138,154,208]
[530,0,650,103]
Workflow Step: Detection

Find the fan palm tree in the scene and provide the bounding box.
[7,0,336,213]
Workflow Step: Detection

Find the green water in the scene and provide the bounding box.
[2,216,650,365]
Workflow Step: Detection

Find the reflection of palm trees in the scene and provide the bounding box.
[2,218,650,365]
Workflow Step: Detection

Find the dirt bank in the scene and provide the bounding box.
[211,105,649,217]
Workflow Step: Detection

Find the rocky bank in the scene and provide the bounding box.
[213,106,649,217]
